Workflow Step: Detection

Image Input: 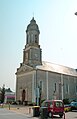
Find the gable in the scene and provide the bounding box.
[16,64,33,75]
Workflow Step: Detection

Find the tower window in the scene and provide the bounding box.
[35,35,38,43]
[26,34,28,44]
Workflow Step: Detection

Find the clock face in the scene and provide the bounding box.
[34,53,39,60]
[35,53,38,57]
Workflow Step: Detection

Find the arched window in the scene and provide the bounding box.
[35,35,38,43]
[22,89,25,102]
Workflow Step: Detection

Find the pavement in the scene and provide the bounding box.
[7,105,33,115]
[8,105,34,117]
[6,105,64,119]
[2,104,77,119]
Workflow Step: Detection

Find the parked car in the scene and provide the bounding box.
[70,102,77,111]
[11,101,18,105]
[40,100,64,118]
[0,103,4,107]
[64,104,71,112]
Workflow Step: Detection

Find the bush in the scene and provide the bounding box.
[63,98,70,104]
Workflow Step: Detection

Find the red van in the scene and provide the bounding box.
[40,100,64,118]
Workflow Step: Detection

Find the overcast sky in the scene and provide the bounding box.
[0,0,77,91]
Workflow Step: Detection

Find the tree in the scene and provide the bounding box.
[1,84,5,103]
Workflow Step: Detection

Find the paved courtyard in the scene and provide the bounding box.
[8,105,77,119]
[0,104,77,119]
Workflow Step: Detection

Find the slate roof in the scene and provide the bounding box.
[36,61,77,76]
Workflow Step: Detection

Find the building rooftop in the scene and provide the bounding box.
[36,61,77,76]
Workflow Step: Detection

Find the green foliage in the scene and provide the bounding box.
[63,98,70,104]
[5,88,12,92]
[1,85,5,103]
[41,99,45,104]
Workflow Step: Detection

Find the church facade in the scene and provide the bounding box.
[16,18,77,105]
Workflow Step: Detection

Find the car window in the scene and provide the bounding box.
[50,102,53,107]
[41,102,45,107]
[71,102,77,106]
[55,101,63,107]
[41,102,49,107]
[45,102,49,107]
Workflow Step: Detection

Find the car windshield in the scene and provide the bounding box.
[71,102,77,106]
[55,101,63,107]
[41,101,49,107]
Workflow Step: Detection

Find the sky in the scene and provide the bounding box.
[0,0,77,91]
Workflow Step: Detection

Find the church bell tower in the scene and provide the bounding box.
[23,17,42,67]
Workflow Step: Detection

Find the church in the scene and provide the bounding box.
[16,17,77,105]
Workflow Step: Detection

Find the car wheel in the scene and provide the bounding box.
[48,112,52,118]
[59,114,63,118]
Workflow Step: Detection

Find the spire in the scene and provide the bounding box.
[26,17,39,33]
[30,17,36,24]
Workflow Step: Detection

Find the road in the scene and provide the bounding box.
[0,108,77,119]
[64,111,77,119]
[49,111,77,119]
[0,108,34,119]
